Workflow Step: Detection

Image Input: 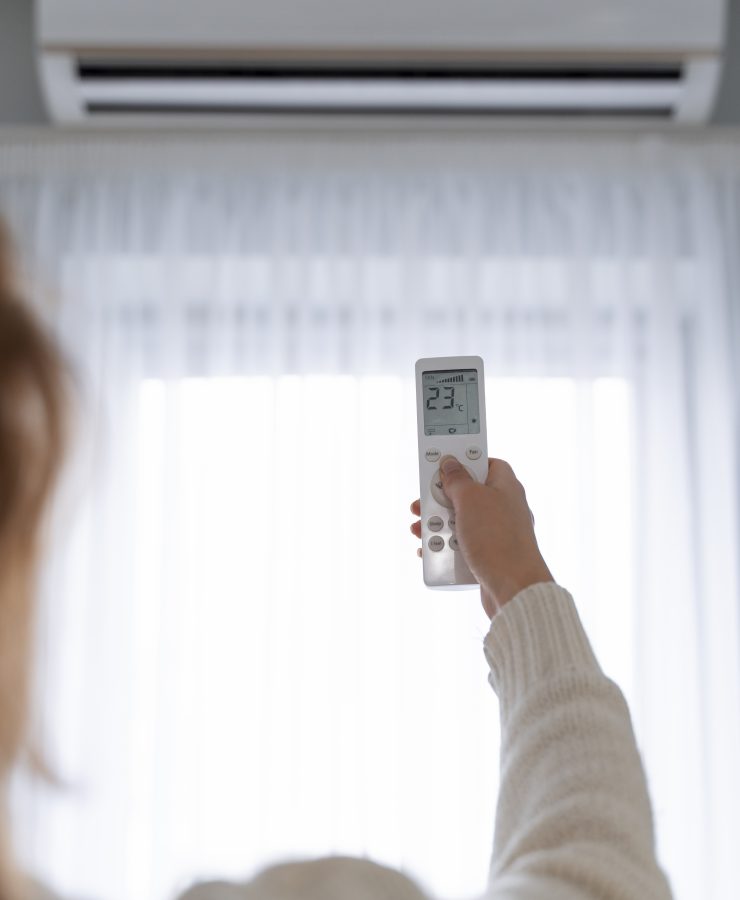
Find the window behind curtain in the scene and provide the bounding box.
[25,365,633,900]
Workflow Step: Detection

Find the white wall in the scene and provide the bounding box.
[714,0,740,121]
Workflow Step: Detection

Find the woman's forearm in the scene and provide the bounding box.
[483,583,673,900]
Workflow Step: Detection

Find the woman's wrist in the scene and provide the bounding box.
[484,563,554,611]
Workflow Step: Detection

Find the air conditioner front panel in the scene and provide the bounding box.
[39,0,725,52]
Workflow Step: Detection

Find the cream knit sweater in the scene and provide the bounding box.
[180,582,674,900]
[478,582,673,900]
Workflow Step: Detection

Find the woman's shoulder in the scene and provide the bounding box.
[177,881,251,900]
[177,858,429,900]
[27,877,251,900]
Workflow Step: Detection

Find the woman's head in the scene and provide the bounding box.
[0,219,68,897]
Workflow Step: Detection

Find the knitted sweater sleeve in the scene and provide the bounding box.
[482,583,673,900]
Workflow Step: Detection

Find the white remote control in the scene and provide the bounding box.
[415,356,488,589]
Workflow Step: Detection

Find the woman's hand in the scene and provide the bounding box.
[410,456,553,618]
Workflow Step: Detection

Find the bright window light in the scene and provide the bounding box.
[121,373,633,899]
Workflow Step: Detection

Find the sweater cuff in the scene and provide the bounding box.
[483,582,602,710]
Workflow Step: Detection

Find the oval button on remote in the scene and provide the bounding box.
[449,536,460,551]
[427,516,444,532]
[430,463,477,509]
[425,448,441,463]
[430,474,454,509]
[427,535,445,552]
[466,446,482,461]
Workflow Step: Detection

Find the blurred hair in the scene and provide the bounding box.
[179,857,429,900]
[0,219,69,899]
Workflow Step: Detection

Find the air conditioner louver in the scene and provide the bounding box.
[69,59,686,118]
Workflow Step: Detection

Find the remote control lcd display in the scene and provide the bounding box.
[422,369,480,435]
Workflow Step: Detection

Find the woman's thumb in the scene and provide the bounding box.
[439,455,472,498]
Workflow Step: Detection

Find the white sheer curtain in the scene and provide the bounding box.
[1,134,739,900]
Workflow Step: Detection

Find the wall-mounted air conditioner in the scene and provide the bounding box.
[37,0,727,125]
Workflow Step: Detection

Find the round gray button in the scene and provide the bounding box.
[449,536,460,551]
[448,515,456,529]
[466,446,482,461]
[427,535,445,552]
[427,516,444,532]
[425,448,441,463]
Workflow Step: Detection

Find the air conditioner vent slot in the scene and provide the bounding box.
[77,60,685,82]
